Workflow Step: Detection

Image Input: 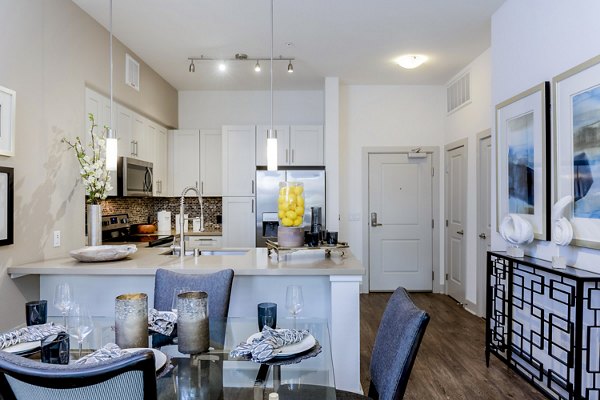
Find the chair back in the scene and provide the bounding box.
[368,287,430,400]
[0,350,156,400]
[154,268,234,318]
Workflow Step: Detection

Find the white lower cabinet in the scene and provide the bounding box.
[222,197,255,248]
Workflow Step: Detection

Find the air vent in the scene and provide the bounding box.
[447,71,470,113]
[125,53,140,91]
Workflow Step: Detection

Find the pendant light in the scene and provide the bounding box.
[105,0,118,171]
[266,0,278,171]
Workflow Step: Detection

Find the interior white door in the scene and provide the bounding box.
[369,153,433,291]
[446,143,467,303]
[477,134,492,316]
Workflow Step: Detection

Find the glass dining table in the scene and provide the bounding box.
[49,316,337,399]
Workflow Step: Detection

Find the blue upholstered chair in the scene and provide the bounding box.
[153,268,234,347]
[337,287,430,400]
[153,268,234,317]
[0,349,156,400]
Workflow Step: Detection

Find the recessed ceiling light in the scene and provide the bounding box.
[395,54,428,69]
[218,62,227,72]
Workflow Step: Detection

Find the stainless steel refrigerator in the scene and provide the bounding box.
[256,168,326,247]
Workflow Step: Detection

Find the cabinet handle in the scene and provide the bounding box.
[286,149,289,163]
[195,181,198,189]
[131,140,135,156]
[201,181,204,195]
[252,199,254,213]
[292,149,295,164]
[135,141,139,157]
[252,180,255,194]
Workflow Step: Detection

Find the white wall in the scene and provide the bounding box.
[339,85,445,287]
[444,49,492,305]
[491,0,600,273]
[178,90,324,128]
[0,0,177,330]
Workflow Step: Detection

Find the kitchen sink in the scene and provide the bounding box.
[160,249,248,256]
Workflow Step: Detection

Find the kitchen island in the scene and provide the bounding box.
[8,246,364,393]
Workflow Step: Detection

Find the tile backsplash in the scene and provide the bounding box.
[101,197,222,231]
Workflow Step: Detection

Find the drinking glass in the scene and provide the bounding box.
[286,285,304,318]
[68,304,94,358]
[54,283,73,327]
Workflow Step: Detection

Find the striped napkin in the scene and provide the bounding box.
[0,323,65,350]
[148,309,177,336]
[229,326,309,363]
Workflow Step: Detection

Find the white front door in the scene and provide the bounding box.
[477,133,492,316]
[445,143,467,303]
[369,153,433,291]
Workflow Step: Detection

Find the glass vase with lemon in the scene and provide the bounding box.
[277,182,305,247]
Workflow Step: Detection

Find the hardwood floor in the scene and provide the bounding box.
[360,293,546,399]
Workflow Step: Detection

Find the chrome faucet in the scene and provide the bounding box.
[175,185,204,259]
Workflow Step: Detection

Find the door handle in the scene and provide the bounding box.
[291,149,295,164]
[457,230,464,235]
[286,149,289,163]
[479,233,487,239]
[370,212,382,227]
[252,180,255,194]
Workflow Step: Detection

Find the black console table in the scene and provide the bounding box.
[486,251,600,400]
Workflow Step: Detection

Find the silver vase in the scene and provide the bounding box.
[87,204,102,246]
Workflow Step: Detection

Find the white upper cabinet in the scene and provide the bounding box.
[200,129,222,196]
[154,125,168,196]
[116,104,134,158]
[222,125,256,196]
[290,125,324,166]
[255,125,290,166]
[132,113,153,162]
[255,125,323,166]
[170,129,200,196]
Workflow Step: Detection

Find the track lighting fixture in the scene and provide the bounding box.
[187,54,295,74]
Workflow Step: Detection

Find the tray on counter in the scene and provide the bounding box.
[266,240,348,261]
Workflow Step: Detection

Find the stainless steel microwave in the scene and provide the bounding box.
[117,157,153,196]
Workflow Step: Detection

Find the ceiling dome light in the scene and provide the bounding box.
[218,62,227,72]
[395,54,428,69]
[189,60,195,73]
[254,60,261,72]
[287,60,293,73]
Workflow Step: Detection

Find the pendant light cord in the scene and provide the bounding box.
[109,0,113,134]
[270,0,273,131]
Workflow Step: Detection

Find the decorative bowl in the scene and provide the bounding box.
[69,245,137,262]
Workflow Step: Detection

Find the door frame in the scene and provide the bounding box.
[361,146,441,293]
[476,129,491,317]
[444,138,468,301]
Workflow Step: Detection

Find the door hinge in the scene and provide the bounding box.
[445,273,449,280]
[432,219,434,229]
[445,219,448,227]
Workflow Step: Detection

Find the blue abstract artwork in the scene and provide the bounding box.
[508,112,534,215]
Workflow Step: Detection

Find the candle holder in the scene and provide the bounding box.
[177,291,209,354]
[115,293,149,349]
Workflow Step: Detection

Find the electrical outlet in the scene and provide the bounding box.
[53,230,61,248]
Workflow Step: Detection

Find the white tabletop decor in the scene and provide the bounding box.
[499,214,534,257]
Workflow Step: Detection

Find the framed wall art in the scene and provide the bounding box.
[0,86,15,157]
[0,166,13,246]
[496,82,551,241]
[554,54,600,249]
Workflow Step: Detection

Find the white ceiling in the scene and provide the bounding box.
[72,0,505,91]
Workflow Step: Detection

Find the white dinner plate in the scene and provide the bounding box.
[123,348,167,371]
[2,341,41,354]
[246,331,316,358]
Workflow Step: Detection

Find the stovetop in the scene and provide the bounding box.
[102,213,173,247]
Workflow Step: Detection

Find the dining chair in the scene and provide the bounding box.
[0,349,157,400]
[336,287,430,400]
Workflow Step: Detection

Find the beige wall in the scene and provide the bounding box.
[0,0,177,330]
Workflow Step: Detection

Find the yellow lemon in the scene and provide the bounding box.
[282,217,292,227]
[280,202,289,211]
[294,186,304,195]
[279,187,289,195]
[295,206,304,215]
[294,217,303,226]
[288,194,296,204]
[278,196,285,204]
[297,197,304,206]
[278,210,286,219]
[286,211,297,220]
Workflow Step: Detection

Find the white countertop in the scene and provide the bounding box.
[7,247,364,278]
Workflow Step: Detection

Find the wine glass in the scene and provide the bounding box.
[68,304,94,359]
[286,285,304,319]
[53,283,73,327]
[172,287,191,312]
